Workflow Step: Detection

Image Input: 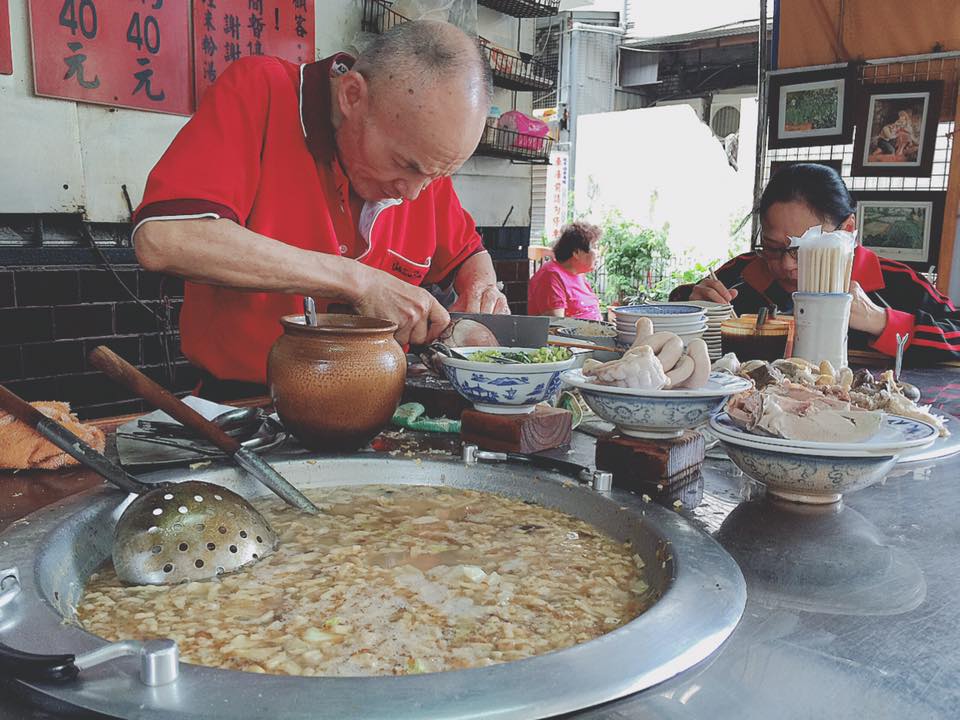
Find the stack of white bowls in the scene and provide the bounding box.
[664,300,734,360]
[612,304,707,349]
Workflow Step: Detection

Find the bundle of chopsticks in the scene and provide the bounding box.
[795,226,855,294]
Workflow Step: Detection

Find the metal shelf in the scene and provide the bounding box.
[478,0,560,19]
[480,39,555,92]
[475,124,552,163]
[360,0,407,33]
[361,1,556,95]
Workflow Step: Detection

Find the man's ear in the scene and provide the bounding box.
[840,213,856,233]
[336,70,369,119]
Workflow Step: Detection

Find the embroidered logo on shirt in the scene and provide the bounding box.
[391,261,425,281]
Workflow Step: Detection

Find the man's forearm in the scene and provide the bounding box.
[453,251,497,295]
[134,218,365,302]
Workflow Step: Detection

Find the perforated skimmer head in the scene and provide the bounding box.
[113,481,278,586]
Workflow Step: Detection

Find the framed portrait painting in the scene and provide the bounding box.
[852,191,945,268]
[767,65,855,148]
[851,81,943,177]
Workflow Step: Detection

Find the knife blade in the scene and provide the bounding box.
[449,313,549,347]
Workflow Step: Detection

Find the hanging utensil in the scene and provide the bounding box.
[0,384,277,586]
[88,346,319,515]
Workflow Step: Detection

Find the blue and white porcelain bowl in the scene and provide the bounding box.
[440,347,577,415]
[561,370,751,438]
[709,412,937,504]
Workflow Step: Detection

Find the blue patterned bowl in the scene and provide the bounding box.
[561,370,751,438]
[719,441,897,505]
[440,347,577,415]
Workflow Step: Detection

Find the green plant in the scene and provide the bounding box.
[595,210,671,304]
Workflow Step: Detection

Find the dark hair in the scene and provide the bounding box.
[553,221,601,262]
[759,163,856,226]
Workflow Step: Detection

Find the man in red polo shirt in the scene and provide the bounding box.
[132,21,507,392]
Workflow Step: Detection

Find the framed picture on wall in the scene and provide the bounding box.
[767,65,856,148]
[770,159,844,176]
[852,191,945,268]
[851,81,943,177]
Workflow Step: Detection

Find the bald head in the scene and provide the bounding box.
[330,21,493,202]
[354,20,493,113]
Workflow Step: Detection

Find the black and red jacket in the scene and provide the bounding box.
[670,247,960,364]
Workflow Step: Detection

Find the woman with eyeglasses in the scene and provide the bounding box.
[671,163,960,362]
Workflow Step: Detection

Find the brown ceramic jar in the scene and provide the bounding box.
[267,314,406,450]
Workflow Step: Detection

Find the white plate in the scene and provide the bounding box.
[617,317,707,329]
[613,304,705,319]
[709,412,938,456]
[618,322,709,334]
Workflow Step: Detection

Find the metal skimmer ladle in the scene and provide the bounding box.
[0,384,276,586]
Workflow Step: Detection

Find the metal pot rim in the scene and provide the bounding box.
[0,454,745,720]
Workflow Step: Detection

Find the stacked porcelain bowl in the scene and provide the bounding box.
[666,300,734,360]
[612,304,707,349]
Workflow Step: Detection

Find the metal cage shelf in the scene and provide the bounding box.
[360,0,407,33]
[475,124,552,163]
[361,1,556,94]
[478,0,560,19]
[480,39,555,92]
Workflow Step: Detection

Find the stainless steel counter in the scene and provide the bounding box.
[3,366,960,719]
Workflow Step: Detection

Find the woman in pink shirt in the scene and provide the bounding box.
[528,222,603,320]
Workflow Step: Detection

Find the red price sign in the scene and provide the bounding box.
[0,0,12,75]
[193,0,315,105]
[28,0,192,114]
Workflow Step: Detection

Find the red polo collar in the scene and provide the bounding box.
[742,245,886,295]
[300,53,355,166]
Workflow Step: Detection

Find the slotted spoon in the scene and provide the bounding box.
[0,384,276,586]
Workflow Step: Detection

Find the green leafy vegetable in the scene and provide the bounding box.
[468,347,572,364]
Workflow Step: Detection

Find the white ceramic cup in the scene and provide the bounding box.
[792,292,852,369]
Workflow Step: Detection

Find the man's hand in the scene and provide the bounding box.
[449,283,510,314]
[848,280,887,337]
[352,267,450,346]
[450,251,510,314]
[690,277,738,304]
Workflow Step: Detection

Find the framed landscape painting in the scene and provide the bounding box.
[851,81,943,177]
[767,65,855,148]
[852,191,945,268]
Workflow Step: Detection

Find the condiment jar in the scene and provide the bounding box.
[267,314,406,450]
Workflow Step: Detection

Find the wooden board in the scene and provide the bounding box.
[403,373,471,420]
[461,405,572,453]
[595,431,705,485]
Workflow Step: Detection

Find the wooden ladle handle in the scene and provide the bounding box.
[0,384,52,428]
[88,346,242,455]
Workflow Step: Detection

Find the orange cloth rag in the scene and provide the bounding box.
[0,401,105,470]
